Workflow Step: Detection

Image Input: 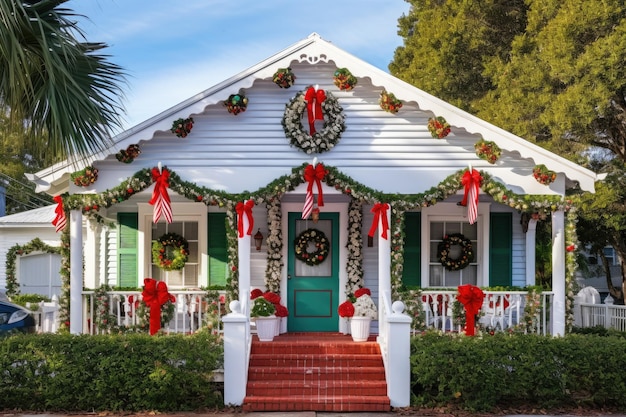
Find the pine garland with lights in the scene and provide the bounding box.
[264,198,283,293]
[55,163,581,330]
[346,199,364,295]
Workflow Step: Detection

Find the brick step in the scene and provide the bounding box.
[242,394,390,412]
[250,340,381,355]
[247,365,386,381]
[246,379,388,396]
[249,352,383,367]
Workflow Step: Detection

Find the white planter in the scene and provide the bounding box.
[279,316,287,334]
[350,316,372,342]
[255,316,276,341]
[273,316,280,336]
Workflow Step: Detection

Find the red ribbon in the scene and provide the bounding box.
[149,167,172,223]
[304,163,327,207]
[368,203,390,239]
[459,169,482,224]
[304,87,326,135]
[52,195,66,233]
[141,278,175,335]
[235,200,255,238]
[457,284,485,336]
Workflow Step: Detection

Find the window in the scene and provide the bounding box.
[429,221,478,287]
[604,247,617,266]
[151,221,199,288]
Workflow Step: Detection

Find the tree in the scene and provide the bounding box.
[0,0,126,161]
[390,0,626,293]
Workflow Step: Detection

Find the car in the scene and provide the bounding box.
[0,300,36,335]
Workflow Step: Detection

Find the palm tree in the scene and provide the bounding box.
[0,0,126,161]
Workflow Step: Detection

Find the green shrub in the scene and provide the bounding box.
[410,332,626,412]
[0,330,224,412]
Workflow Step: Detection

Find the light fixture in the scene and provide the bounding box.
[254,229,264,251]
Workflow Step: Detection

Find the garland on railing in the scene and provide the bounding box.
[56,163,579,330]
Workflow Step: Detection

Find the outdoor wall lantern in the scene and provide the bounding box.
[254,229,264,251]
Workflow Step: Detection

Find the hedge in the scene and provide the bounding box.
[0,331,223,412]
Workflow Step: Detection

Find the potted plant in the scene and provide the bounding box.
[338,288,377,341]
[250,296,276,341]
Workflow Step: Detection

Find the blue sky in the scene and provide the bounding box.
[68,0,410,131]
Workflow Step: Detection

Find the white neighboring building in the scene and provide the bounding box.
[0,205,62,299]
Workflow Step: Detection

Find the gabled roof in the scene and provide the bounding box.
[32,33,596,196]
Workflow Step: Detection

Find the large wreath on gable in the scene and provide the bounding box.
[294,228,330,266]
[282,87,346,154]
[152,233,189,271]
[437,233,474,271]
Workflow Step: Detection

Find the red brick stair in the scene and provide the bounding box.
[243,332,390,412]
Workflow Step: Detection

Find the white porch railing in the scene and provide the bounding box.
[403,290,554,335]
[81,290,227,335]
[576,302,626,331]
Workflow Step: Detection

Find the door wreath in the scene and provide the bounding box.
[282,87,345,154]
[294,228,330,266]
[437,233,474,271]
[152,232,189,271]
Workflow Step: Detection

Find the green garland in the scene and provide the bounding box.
[57,164,579,331]
[152,233,189,271]
[438,233,474,271]
[294,228,330,266]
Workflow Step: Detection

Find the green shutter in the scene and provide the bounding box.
[403,212,421,287]
[207,213,228,287]
[489,212,512,287]
[118,213,138,288]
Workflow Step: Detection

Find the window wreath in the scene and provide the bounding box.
[282,87,346,154]
[294,228,330,266]
[437,233,474,271]
[152,232,189,271]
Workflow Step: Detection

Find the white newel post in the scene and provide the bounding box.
[387,301,411,407]
[69,209,83,335]
[222,300,248,406]
[551,210,566,336]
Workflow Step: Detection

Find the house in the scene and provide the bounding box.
[0,205,62,299]
[27,32,596,406]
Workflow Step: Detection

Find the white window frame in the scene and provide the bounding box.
[138,202,208,288]
[420,201,491,288]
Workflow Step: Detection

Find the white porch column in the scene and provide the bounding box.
[377,203,392,322]
[237,201,252,300]
[551,210,566,336]
[525,218,537,286]
[83,221,99,289]
[69,209,83,335]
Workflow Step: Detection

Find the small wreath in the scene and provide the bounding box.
[71,166,98,187]
[379,90,403,114]
[428,116,451,139]
[273,67,296,88]
[282,88,346,154]
[171,117,194,138]
[533,164,557,185]
[152,232,189,271]
[116,144,141,163]
[225,93,248,115]
[333,68,357,91]
[294,228,330,266]
[437,233,474,271]
[474,138,501,164]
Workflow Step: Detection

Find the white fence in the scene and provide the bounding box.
[27,296,61,333]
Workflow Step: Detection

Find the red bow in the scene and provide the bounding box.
[302,163,327,219]
[142,278,175,335]
[304,87,326,135]
[459,169,482,225]
[52,195,66,233]
[457,284,485,336]
[235,200,255,238]
[368,203,390,240]
[149,167,172,223]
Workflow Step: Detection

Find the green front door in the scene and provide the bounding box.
[287,212,339,332]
